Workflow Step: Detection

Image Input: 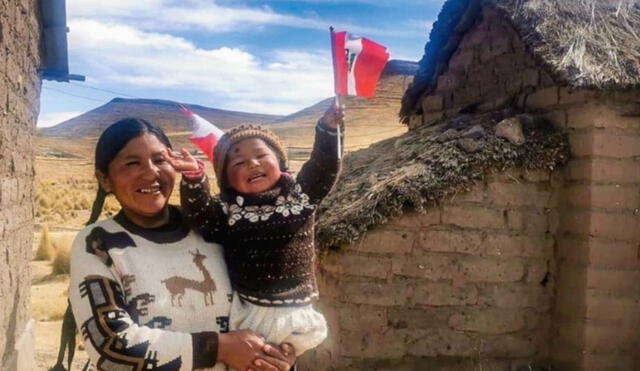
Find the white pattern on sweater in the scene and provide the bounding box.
[69,210,232,370]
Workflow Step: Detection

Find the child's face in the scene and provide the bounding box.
[225,137,281,194]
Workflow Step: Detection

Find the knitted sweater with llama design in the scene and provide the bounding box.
[69,206,232,370]
[181,122,341,306]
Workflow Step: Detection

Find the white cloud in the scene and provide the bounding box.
[68,19,334,114]
[408,20,434,33]
[67,0,405,37]
[37,111,83,128]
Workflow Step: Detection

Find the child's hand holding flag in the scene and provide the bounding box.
[320,103,345,129]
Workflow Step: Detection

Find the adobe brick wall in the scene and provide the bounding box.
[547,98,640,371]
[301,169,561,370]
[0,0,42,369]
[403,4,640,369]
[406,7,557,129]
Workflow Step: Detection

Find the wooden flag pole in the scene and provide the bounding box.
[330,26,342,160]
[335,95,342,159]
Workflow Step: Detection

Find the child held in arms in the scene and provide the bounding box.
[167,103,344,359]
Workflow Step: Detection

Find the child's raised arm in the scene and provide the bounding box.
[296,103,344,204]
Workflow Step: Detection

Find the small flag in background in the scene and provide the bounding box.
[331,29,389,98]
[179,104,224,162]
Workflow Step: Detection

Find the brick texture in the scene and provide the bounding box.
[0,0,41,368]
[307,4,640,370]
[314,165,558,368]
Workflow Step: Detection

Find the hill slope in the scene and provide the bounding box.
[39,98,284,138]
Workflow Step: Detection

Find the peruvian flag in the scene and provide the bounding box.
[331,29,389,98]
[179,104,224,162]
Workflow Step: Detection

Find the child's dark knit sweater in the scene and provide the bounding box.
[181,122,341,306]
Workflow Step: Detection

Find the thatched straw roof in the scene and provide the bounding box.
[316,109,569,248]
[401,0,640,119]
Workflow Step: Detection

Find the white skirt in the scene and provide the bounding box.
[229,292,327,356]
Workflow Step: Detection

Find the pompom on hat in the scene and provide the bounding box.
[213,124,288,188]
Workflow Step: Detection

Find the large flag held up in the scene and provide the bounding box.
[330,29,389,98]
[179,104,224,162]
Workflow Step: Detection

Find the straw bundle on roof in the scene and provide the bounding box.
[316,110,569,248]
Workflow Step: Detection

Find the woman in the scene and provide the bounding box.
[68,118,296,370]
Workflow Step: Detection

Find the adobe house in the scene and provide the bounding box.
[305,0,639,370]
[0,0,82,369]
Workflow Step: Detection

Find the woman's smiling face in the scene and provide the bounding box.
[98,133,176,227]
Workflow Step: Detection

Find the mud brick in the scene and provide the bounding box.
[526,259,550,285]
[339,325,406,359]
[355,228,415,254]
[586,268,640,294]
[585,295,639,325]
[586,238,640,269]
[479,283,551,310]
[392,253,458,280]
[386,208,440,229]
[405,329,477,357]
[448,308,527,334]
[413,282,478,306]
[522,169,551,182]
[591,131,640,158]
[505,209,548,234]
[442,205,505,230]
[460,257,525,283]
[584,322,634,353]
[339,277,412,306]
[482,334,537,357]
[323,252,392,279]
[526,86,559,109]
[484,234,553,258]
[589,211,640,241]
[416,229,484,254]
[448,48,475,71]
[567,184,640,211]
[559,88,594,105]
[421,94,444,112]
[387,307,452,330]
[567,105,604,129]
[589,158,640,183]
[485,181,552,208]
[542,109,568,128]
[582,354,637,371]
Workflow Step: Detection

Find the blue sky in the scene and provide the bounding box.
[38,0,446,127]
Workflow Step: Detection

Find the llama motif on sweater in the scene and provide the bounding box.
[69,206,233,370]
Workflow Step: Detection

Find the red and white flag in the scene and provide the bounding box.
[179,104,224,162]
[331,29,389,98]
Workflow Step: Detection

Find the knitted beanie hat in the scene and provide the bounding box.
[213,124,288,187]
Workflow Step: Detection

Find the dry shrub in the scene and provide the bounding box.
[34,224,55,261]
[51,232,75,275]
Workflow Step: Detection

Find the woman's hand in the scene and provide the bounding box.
[165,148,200,172]
[249,343,296,371]
[320,102,345,130]
[217,330,266,371]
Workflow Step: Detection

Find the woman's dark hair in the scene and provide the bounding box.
[86,118,172,225]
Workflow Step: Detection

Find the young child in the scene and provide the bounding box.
[168,104,343,357]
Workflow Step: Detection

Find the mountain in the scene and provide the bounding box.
[39,98,284,138]
[37,60,419,160]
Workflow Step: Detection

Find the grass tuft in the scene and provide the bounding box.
[34,224,55,261]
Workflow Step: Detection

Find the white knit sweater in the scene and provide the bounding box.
[69,207,232,370]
